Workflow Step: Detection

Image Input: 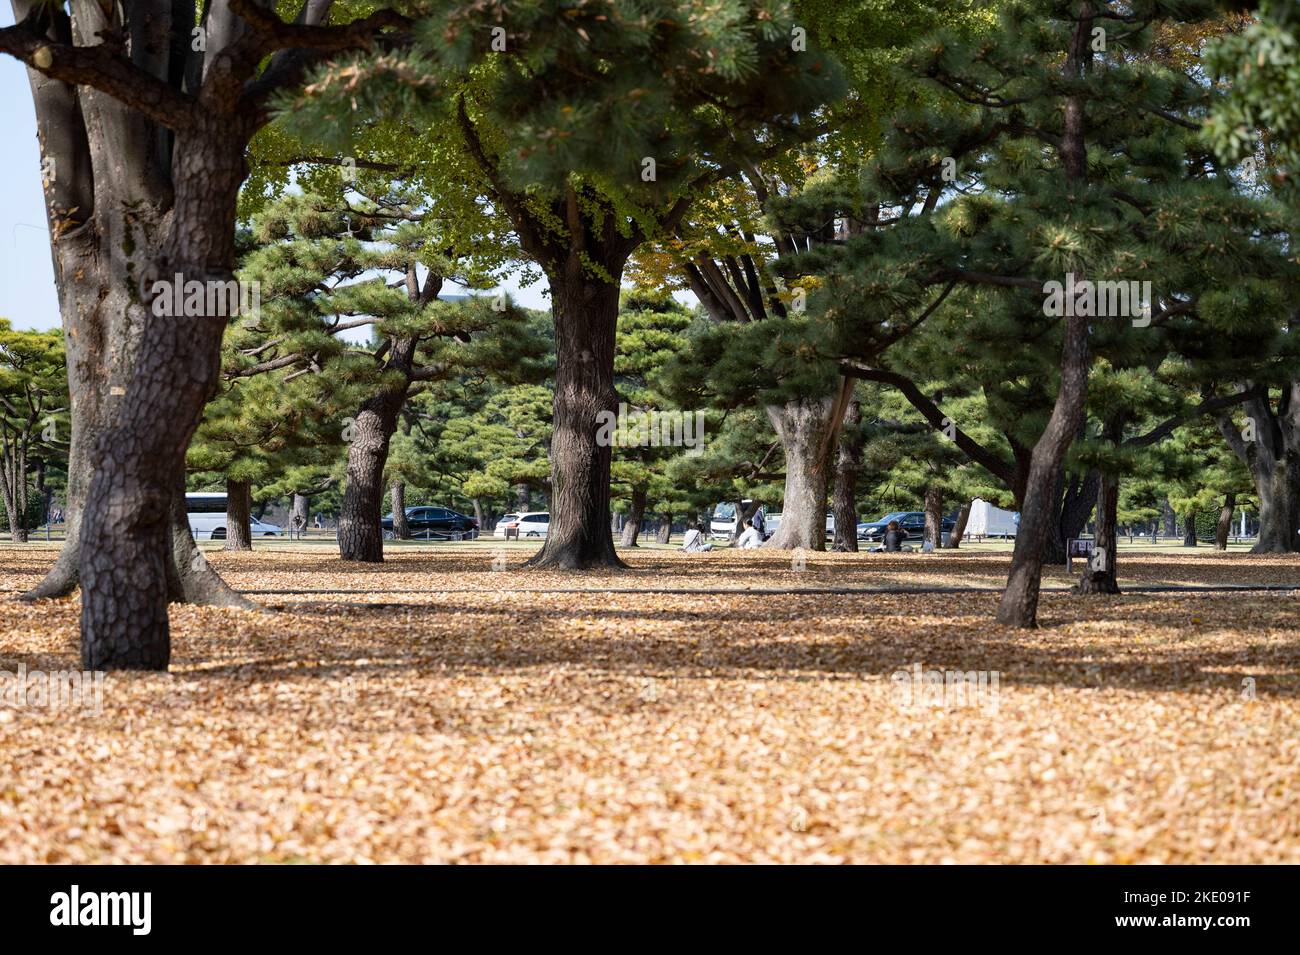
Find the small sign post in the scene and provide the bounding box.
[1066,538,1094,573]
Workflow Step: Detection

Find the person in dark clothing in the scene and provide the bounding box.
[883,520,905,552]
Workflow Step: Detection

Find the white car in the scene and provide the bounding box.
[494,512,550,539]
[185,492,283,541]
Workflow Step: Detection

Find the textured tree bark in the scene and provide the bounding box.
[995,4,1095,627]
[390,480,410,539]
[9,0,389,662]
[1075,473,1120,594]
[1162,498,1177,540]
[996,308,1090,627]
[79,129,248,670]
[338,400,402,562]
[1250,458,1300,552]
[0,457,28,544]
[1214,389,1300,553]
[619,486,647,548]
[224,477,253,551]
[2,504,24,543]
[923,485,944,550]
[526,279,624,569]
[1076,417,1122,594]
[763,395,835,551]
[1215,493,1236,551]
[15,26,101,596]
[655,513,673,544]
[339,333,415,562]
[831,399,862,552]
[947,502,971,549]
[291,493,310,532]
[1183,513,1198,547]
[165,476,255,610]
[1050,469,1097,565]
[471,497,485,531]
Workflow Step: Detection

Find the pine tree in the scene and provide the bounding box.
[0,323,67,542]
[774,0,1291,624]
[237,187,547,561]
[610,293,702,547]
[286,0,846,568]
[1,1,408,668]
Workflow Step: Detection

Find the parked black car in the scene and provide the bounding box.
[857,511,955,542]
[381,506,479,540]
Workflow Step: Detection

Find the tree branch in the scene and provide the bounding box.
[841,361,1018,488]
[0,9,196,130]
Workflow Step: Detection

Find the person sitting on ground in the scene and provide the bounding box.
[736,519,764,549]
[681,521,713,552]
[883,519,906,552]
[751,508,766,540]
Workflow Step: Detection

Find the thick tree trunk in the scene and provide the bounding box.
[514,483,531,512]
[471,497,485,530]
[1162,498,1177,540]
[1,439,31,541]
[79,126,250,670]
[1215,392,1300,553]
[1050,469,1097,565]
[619,486,647,548]
[923,485,943,551]
[947,502,971,549]
[526,279,624,569]
[655,513,672,544]
[1183,513,1198,547]
[996,10,1095,626]
[831,399,862,552]
[390,480,410,539]
[338,365,409,561]
[1250,457,1300,552]
[996,311,1089,627]
[1076,417,1122,594]
[1215,493,1236,551]
[291,493,310,533]
[15,4,97,591]
[3,502,24,542]
[224,477,253,551]
[166,478,255,610]
[764,395,836,551]
[1076,473,1120,594]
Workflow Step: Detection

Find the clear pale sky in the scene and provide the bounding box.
[0,6,60,332]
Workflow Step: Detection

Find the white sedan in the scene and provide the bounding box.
[493,512,550,538]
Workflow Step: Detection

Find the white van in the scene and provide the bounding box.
[186,492,283,541]
[710,500,759,540]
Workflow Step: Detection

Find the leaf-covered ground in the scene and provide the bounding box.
[1,544,1297,863]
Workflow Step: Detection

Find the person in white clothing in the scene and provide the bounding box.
[736,520,763,549]
[681,521,713,552]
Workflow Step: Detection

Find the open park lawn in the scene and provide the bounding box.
[1,545,1298,864]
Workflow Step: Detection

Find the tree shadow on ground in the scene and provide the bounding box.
[172,591,1300,701]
